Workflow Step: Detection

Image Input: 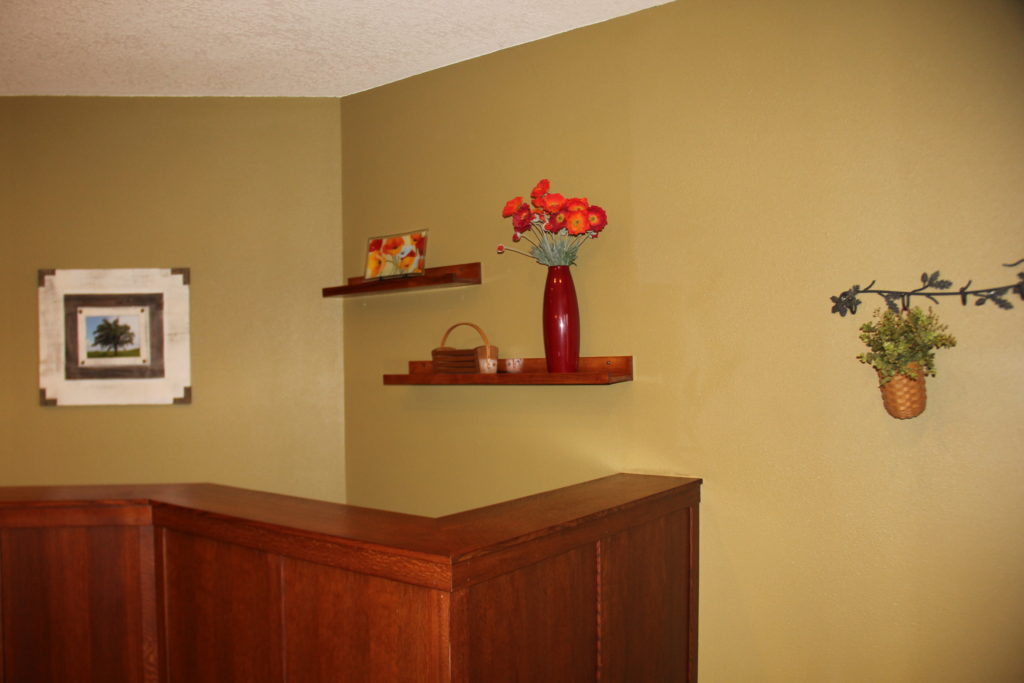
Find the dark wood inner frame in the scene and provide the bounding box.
[63,293,165,379]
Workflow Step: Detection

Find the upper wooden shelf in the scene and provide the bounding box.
[322,262,482,298]
[383,356,633,385]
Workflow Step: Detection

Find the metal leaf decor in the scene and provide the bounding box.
[830,260,1024,315]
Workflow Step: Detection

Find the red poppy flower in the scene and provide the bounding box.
[549,211,568,232]
[586,205,607,232]
[382,237,405,254]
[538,192,566,213]
[496,244,506,254]
[502,196,524,218]
[565,210,589,235]
[565,197,589,212]
[411,232,426,253]
[368,239,382,252]
[512,204,533,232]
[531,179,550,198]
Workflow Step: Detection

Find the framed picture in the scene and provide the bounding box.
[364,230,428,280]
[38,268,191,406]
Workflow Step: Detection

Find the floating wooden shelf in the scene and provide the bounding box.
[322,262,482,297]
[383,356,633,385]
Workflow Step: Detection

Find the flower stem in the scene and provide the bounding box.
[519,230,539,248]
[500,245,536,258]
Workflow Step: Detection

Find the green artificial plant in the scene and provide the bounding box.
[857,306,957,385]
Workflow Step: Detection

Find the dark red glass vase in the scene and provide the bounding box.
[542,265,580,373]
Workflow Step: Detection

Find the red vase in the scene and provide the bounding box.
[542,265,580,372]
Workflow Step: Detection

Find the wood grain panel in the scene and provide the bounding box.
[154,503,451,590]
[282,557,450,682]
[0,526,150,683]
[446,476,700,591]
[451,545,598,683]
[598,508,694,682]
[160,529,283,683]
[0,504,151,529]
[0,475,701,682]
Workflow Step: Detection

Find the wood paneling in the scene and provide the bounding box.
[0,503,151,529]
[160,529,284,683]
[0,525,154,683]
[152,502,451,590]
[451,545,598,682]
[598,508,695,681]
[282,557,450,682]
[0,474,701,682]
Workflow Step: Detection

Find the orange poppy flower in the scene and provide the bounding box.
[502,196,524,217]
[531,179,550,198]
[565,210,589,235]
[399,247,419,271]
[538,192,566,213]
[365,250,384,278]
[565,197,589,212]
[382,237,405,254]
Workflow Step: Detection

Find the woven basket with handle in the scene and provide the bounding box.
[431,322,498,374]
[878,362,927,419]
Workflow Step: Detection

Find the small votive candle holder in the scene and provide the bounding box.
[503,358,524,374]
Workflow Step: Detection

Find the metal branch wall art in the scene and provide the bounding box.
[830,259,1024,316]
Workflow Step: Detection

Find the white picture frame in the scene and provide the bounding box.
[38,268,192,406]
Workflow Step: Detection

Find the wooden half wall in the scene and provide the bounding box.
[0,473,701,682]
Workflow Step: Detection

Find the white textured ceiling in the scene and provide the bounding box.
[0,0,670,97]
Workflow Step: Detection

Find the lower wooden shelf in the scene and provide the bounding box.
[383,356,633,385]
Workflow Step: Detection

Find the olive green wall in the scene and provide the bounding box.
[341,0,1024,680]
[1,98,346,502]
[2,1,1022,679]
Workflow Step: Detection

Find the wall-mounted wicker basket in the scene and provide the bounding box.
[431,322,498,373]
[878,363,927,419]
